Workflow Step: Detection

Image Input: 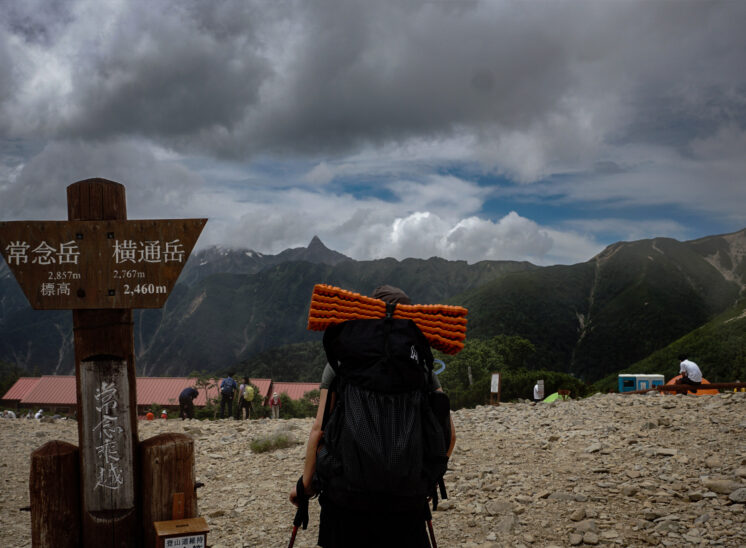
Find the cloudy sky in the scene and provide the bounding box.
[1,0,744,266]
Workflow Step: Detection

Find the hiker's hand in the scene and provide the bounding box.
[289,485,300,507]
[289,479,315,506]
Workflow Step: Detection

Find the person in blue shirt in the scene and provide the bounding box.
[179,386,199,419]
[219,372,238,419]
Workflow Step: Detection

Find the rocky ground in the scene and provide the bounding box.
[1,391,745,547]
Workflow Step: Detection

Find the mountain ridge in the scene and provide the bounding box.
[1,229,744,383]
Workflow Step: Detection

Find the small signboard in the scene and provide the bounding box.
[490,371,501,405]
[0,219,205,309]
[154,517,209,548]
[490,373,500,393]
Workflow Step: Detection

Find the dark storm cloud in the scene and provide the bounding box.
[1,0,745,266]
[62,2,272,141]
[2,0,745,162]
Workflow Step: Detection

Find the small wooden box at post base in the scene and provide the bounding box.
[154,517,209,548]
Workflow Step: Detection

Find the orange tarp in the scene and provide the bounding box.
[665,375,719,395]
[307,284,468,355]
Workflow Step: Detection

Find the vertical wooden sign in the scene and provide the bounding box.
[80,359,135,511]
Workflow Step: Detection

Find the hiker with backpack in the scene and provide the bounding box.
[236,377,254,420]
[179,386,199,419]
[289,285,456,548]
[219,372,238,419]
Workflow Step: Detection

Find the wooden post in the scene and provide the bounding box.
[30,441,81,548]
[0,178,206,546]
[68,179,140,547]
[140,434,198,548]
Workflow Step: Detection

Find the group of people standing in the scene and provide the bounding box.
[177,372,283,420]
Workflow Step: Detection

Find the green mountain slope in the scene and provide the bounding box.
[593,297,746,392]
[459,235,742,382]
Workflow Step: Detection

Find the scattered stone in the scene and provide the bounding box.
[485,500,513,515]
[2,392,745,547]
[583,531,600,545]
[573,519,599,534]
[729,488,746,503]
[548,491,577,501]
[585,442,602,453]
[702,478,742,494]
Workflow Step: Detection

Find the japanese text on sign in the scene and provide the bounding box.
[164,536,205,547]
[4,240,80,265]
[3,239,186,266]
[93,381,124,490]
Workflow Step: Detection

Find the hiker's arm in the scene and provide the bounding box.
[290,388,328,506]
[436,387,456,457]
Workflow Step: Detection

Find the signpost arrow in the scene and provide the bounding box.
[0,218,205,309]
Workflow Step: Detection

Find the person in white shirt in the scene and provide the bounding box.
[533,382,541,403]
[677,354,703,392]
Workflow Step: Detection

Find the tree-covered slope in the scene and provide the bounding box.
[458,236,741,382]
[592,297,746,392]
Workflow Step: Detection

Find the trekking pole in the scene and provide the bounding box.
[426,520,437,548]
[287,525,299,548]
[424,502,437,548]
[288,476,309,548]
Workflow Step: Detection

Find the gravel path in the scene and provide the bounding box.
[1,391,745,547]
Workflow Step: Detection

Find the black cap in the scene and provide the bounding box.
[371,285,411,305]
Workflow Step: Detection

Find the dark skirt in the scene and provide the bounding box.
[317,495,431,548]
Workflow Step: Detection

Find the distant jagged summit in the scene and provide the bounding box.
[179,236,351,285]
[275,236,351,266]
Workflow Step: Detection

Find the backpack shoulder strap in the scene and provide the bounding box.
[320,374,339,430]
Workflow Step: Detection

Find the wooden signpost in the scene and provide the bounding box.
[0,178,206,547]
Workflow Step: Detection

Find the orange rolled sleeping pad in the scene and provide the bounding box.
[307,284,468,355]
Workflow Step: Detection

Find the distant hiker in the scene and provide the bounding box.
[219,372,238,418]
[160,409,168,419]
[677,354,703,393]
[236,377,254,420]
[179,386,199,420]
[34,409,43,420]
[533,382,541,403]
[270,392,282,419]
[290,285,456,548]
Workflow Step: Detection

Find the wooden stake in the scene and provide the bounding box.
[30,441,81,548]
[140,434,198,548]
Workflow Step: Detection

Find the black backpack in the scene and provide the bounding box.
[314,308,450,511]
